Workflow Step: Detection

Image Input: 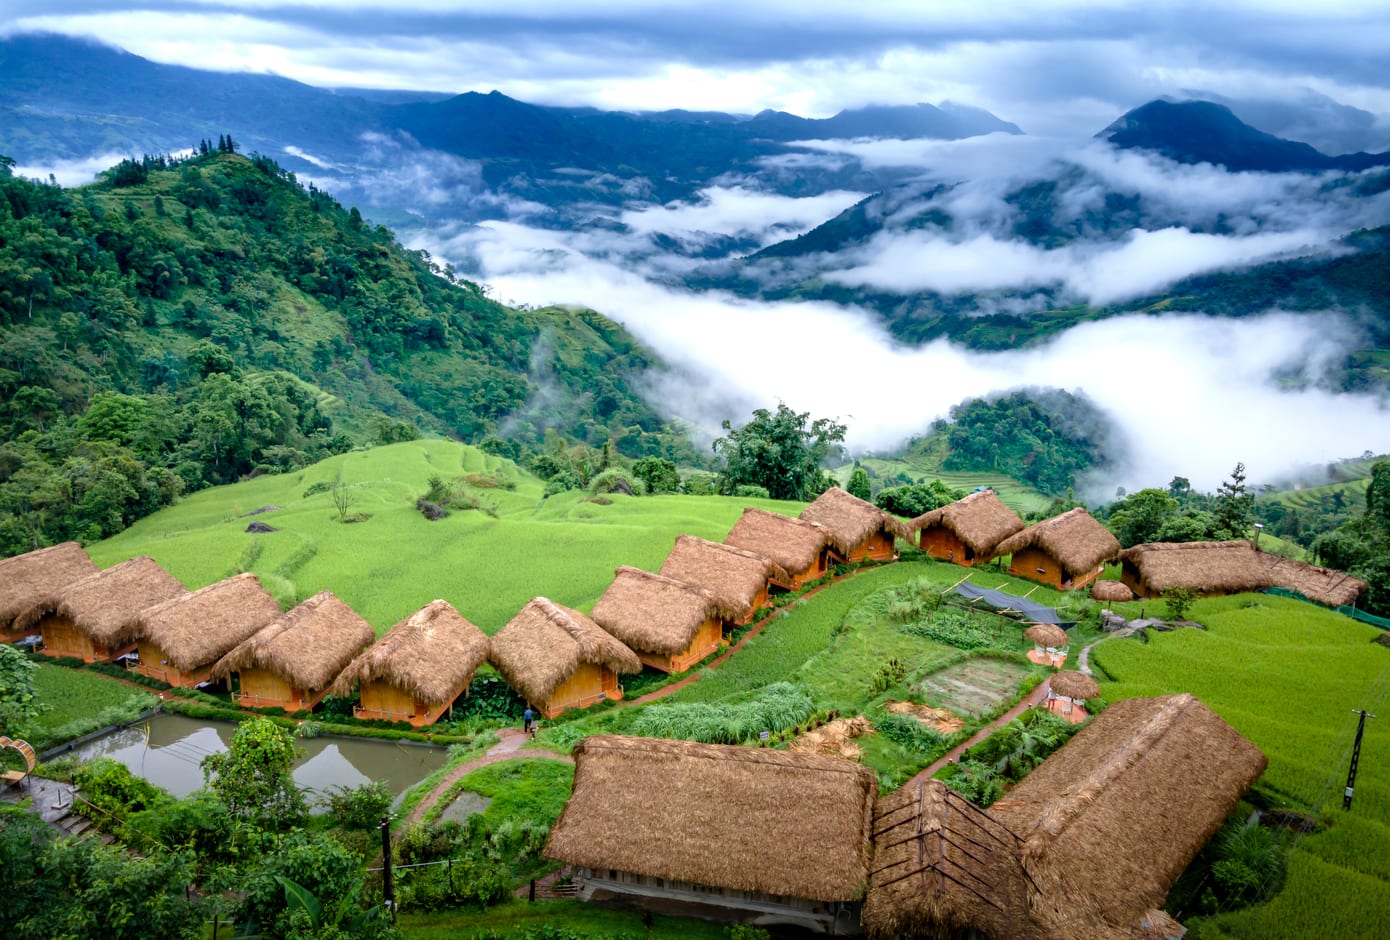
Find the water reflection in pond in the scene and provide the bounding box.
[69,713,449,805]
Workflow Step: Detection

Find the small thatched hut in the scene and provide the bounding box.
[1024,622,1070,667]
[590,567,734,674]
[910,489,1024,566]
[1091,579,1135,604]
[489,598,641,718]
[799,487,910,562]
[331,600,489,727]
[19,557,185,663]
[1045,670,1100,723]
[0,542,98,642]
[996,508,1120,591]
[1118,541,1270,600]
[658,535,789,626]
[724,508,833,589]
[125,572,282,687]
[545,734,878,933]
[212,591,373,713]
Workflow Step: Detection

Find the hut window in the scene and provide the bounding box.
[1036,567,1046,574]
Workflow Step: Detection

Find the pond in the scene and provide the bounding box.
[67,713,449,805]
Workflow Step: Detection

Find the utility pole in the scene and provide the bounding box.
[380,815,396,922]
[1344,710,1376,810]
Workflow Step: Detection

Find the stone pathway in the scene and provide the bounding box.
[402,729,572,829]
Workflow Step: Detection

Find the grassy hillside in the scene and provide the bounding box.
[842,458,1053,516]
[91,440,803,632]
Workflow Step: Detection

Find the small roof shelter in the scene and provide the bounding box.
[724,507,833,589]
[658,534,789,626]
[1045,670,1100,723]
[20,556,185,663]
[910,489,1024,566]
[799,487,910,562]
[996,508,1120,591]
[590,567,733,674]
[0,542,98,642]
[1024,623,1070,668]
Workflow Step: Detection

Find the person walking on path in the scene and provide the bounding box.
[522,706,535,735]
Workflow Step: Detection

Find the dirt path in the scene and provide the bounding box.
[403,729,573,829]
[903,676,1053,788]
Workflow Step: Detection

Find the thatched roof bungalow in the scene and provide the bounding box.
[1118,541,1269,600]
[724,507,833,589]
[332,600,489,727]
[20,557,185,663]
[997,508,1120,591]
[125,572,282,688]
[212,590,373,713]
[800,487,910,562]
[0,542,98,642]
[658,535,789,626]
[910,489,1024,566]
[590,567,733,674]
[489,598,640,719]
[545,734,878,933]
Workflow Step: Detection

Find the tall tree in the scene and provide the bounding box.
[712,403,846,501]
[1214,461,1255,539]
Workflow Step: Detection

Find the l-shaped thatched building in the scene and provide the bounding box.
[0,542,98,643]
[590,567,734,674]
[659,535,789,627]
[910,490,1024,567]
[21,556,186,662]
[800,487,910,563]
[1119,540,1367,608]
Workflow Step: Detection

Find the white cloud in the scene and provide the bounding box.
[619,187,864,244]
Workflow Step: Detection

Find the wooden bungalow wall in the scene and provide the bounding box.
[540,662,622,719]
[1008,547,1103,592]
[233,667,317,713]
[356,679,464,727]
[1119,561,1157,599]
[919,527,979,565]
[134,639,215,687]
[642,617,722,674]
[38,615,129,662]
[846,530,896,563]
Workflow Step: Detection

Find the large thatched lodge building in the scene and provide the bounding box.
[590,567,733,674]
[22,556,186,663]
[725,507,834,589]
[658,535,789,627]
[910,489,1024,566]
[800,487,910,563]
[995,507,1121,591]
[1120,540,1368,607]
[0,542,99,643]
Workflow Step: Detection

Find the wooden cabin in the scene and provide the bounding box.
[724,507,833,590]
[212,591,373,713]
[994,508,1120,591]
[18,557,185,663]
[865,694,1266,940]
[658,535,789,627]
[489,598,641,719]
[125,572,282,688]
[800,486,910,562]
[1119,540,1367,608]
[545,735,878,934]
[591,567,735,674]
[331,600,489,727]
[909,489,1024,567]
[0,542,98,643]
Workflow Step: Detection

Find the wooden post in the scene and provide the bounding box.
[380,816,395,922]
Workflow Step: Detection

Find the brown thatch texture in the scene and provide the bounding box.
[211,590,373,690]
[996,508,1121,577]
[1256,553,1368,607]
[489,598,640,705]
[659,535,789,621]
[1025,623,1070,648]
[590,567,734,656]
[724,507,829,576]
[1119,541,1270,597]
[799,487,911,556]
[864,780,1043,940]
[15,556,186,648]
[127,572,283,672]
[0,542,98,630]
[331,600,489,706]
[909,489,1025,557]
[990,694,1266,937]
[1050,670,1100,699]
[1091,579,1135,603]
[544,735,878,902]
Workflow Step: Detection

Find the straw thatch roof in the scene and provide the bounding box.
[1118,541,1270,597]
[15,556,185,649]
[590,567,735,656]
[1025,623,1070,648]
[489,598,640,706]
[990,694,1266,936]
[211,590,373,690]
[1050,671,1100,700]
[658,534,790,622]
[864,779,1044,940]
[909,490,1025,557]
[724,507,830,576]
[1256,553,1367,608]
[799,487,911,556]
[996,508,1121,578]
[331,600,489,706]
[0,542,98,631]
[126,572,283,672]
[545,734,878,902]
[1091,579,1135,603]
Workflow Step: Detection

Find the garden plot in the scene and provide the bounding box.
[915,658,1032,716]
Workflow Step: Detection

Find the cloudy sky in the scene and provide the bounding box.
[8,1,1390,137]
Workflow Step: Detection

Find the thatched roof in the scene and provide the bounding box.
[1118,541,1269,597]
[724,507,830,576]
[211,590,373,690]
[990,694,1266,936]
[126,572,283,672]
[545,735,878,902]
[1050,671,1100,700]
[659,534,789,622]
[489,598,641,706]
[331,600,489,707]
[1256,553,1367,607]
[864,780,1043,940]
[996,508,1121,577]
[1025,623,1070,647]
[0,542,98,631]
[590,567,735,656]
[909,490,1025,557]
[1091,579,1135,603]
[800,487,911,556]
[15,556,185,649]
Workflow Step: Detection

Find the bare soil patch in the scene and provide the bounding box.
[915,658,1033,716]
[788,716,874,761]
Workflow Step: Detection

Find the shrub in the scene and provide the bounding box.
[941,759,1004,807]
[733,484,771,499]
[325,781,393,831]
[630,682,814,744]
[72,757,172,835]
[1163,586,1196,620]
[902,611,994,650]
[590,468,643,496]
[874,711,946,756]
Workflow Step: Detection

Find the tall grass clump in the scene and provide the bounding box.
[902,611,995,650]
[630,682,814,744]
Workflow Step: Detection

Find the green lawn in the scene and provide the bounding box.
[19,664,159,750]
[400,900,727,939]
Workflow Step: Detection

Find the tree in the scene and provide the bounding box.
[874,480,965,518]
[1106,488,1178,547]
[632,455,679,494]
[847,466,872,500]
[0,645,42,735]
[201,717,305,831]
[1214,462,1255,539]
[713,403,846,501]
